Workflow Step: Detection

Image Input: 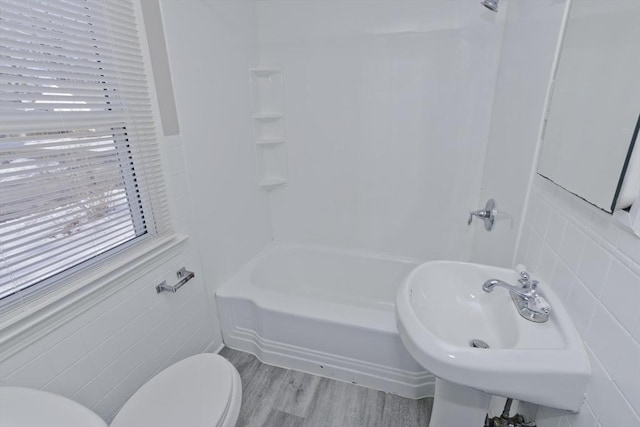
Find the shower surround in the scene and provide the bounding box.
[255,0,506,261]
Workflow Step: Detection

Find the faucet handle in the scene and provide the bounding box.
[516,264,531,285]
[468,209,488,225]
[467,199,496,231]
[527,295,550,316]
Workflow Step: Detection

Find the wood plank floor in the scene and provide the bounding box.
[219,347,433,427]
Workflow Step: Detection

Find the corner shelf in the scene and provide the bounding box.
[258,177,287,190]
[249,67,282,77]
[252,113,283,120]
[250,67,288,191]
[256,137,285,146]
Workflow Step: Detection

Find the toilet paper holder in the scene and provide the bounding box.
[156,268,195,294]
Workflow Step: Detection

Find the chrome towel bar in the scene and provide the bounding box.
[156,268,195,294]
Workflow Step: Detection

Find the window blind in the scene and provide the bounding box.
[0,0,172,304]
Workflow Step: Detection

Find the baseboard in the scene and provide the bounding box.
[204,338,224,354]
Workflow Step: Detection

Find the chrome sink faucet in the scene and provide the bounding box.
[482,279,536,299]
[482,270,551,323]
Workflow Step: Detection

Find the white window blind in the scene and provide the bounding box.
[0,0,172,304]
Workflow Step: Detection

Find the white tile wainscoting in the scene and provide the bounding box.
[0,248,218,422]
[517,175,640,427]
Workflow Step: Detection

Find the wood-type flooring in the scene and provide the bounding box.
[220,347,433,427]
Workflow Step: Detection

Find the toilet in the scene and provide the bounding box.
[0,353,242,427]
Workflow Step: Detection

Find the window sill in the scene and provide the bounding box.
[0,233,188,361]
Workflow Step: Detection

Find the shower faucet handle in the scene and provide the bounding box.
[468,210,488,224]
[467,199,497,231]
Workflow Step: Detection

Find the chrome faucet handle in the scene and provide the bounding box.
[517,266,538,290]
[526,295,550,316]
[467,199,496,231]
[468,210,488,225]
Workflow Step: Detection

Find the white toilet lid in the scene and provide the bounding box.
[110,354,236,427]
[0,386,108,427]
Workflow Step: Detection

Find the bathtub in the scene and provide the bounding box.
[216,242,434,398]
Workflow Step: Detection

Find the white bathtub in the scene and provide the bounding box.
[216,242,434,398]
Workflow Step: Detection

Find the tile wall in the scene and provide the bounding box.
[517,175,639,426]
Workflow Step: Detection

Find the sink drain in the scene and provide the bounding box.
[470,339,490,349]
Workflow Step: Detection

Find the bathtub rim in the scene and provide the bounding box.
[216,241,426,334]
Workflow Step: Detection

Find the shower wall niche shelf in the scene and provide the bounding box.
[250,68,284,117]
[250,67,287,191]
[258,177,287,190]
[256,137,285,146]
[249,67,281,77]
[253,113,283,120]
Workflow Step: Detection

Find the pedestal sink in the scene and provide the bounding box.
[395,261,590,426]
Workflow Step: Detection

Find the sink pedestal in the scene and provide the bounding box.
[430,379,491,427]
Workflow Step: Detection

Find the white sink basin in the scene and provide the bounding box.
[396,261,590,411]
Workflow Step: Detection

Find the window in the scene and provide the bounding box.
[0,0,171,303]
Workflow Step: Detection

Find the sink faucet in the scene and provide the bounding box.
[482,279,536,299]
[481,271,550,323]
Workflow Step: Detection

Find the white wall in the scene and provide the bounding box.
[257,0,506,260]
[517,176,640,426]
[159,0,273,287]
[470,0,567,267]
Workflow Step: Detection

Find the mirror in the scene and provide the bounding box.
[537,0,640,214]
